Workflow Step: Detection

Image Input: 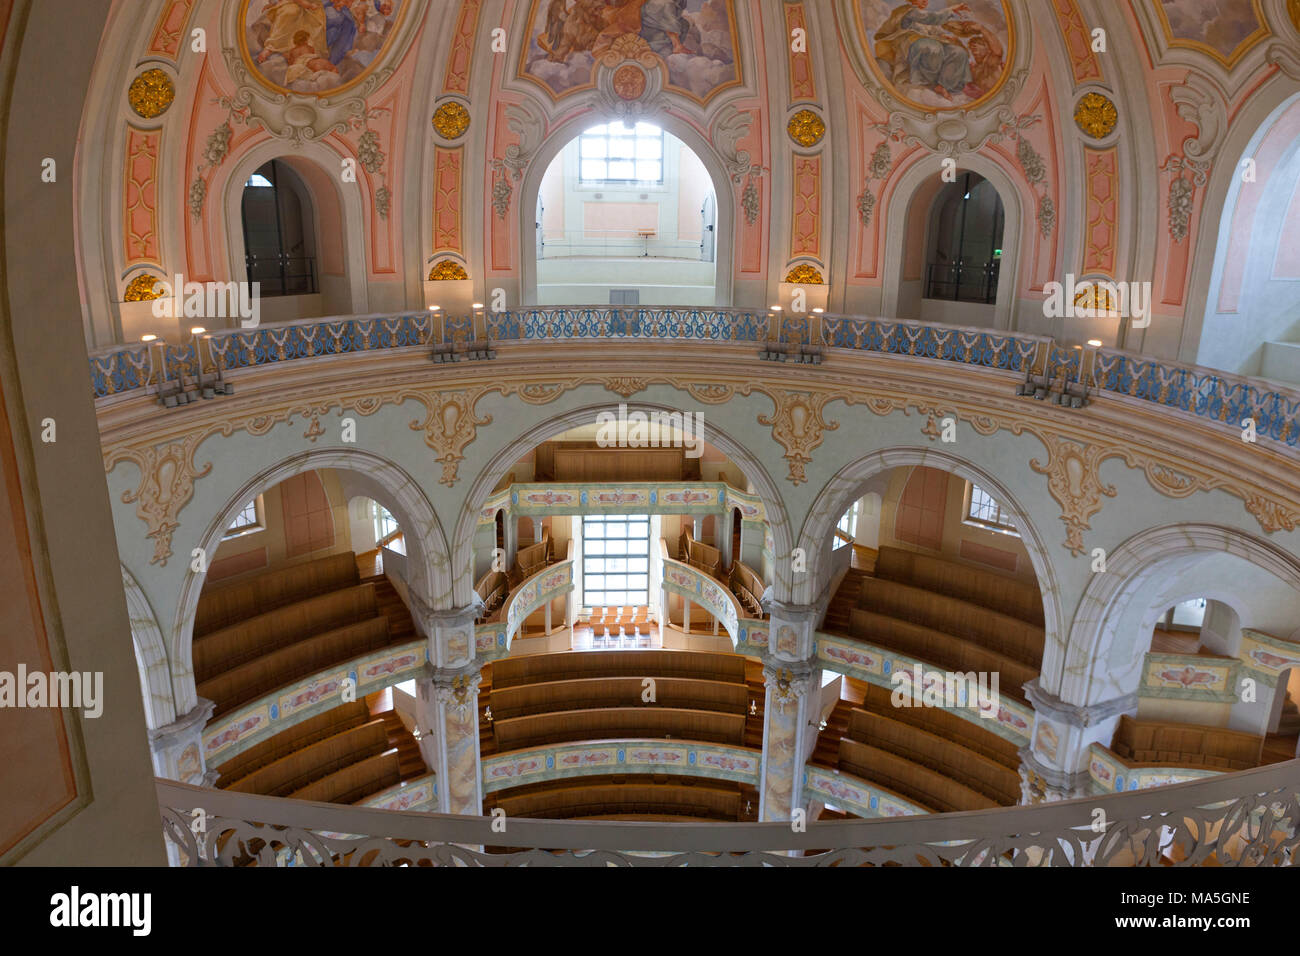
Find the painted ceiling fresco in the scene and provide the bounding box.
[517,0,742,102]
[1153,0,1270,66]
[854,0,1013,111]
[239,0,407,95]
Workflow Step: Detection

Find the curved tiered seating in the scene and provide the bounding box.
[837,739,998,813]
[223,719,391,797]
[193,583,379,681]
[288,752,401,805]
[490,676,747,721]
[492,781,742,821]
[679,527,721,577]
[213,701,373,784]
[857,576,1044,668]
[493,706,746,750]
[729,561,765,617]
[193,552,361,638]
[847,708,1021,805]
[857,681,1021,768]
[873,546,1044,625]
[1111,715,1264,771]
[490,650,747,689]
[848,608,1036,703]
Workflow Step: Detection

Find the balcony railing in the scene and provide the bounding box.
[86,308,1300,447]
[157,756,1299,866]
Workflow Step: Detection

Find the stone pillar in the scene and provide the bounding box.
[719,509,734,568]
[472,521,496,582]
[1020,680,1136,803]
[148,698,217,786]
[759,661,815,821]
[531,517,544,547]
[415,669,483,815]
[693,515,703,540]
[758,601,822,821]
[683,598,691,635]
[412,604,484,814]
[504,516,518,570]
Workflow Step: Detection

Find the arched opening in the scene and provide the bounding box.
[883,158,1023,331]
[1198,94,1300,381]
[241,160,318,300]
[923,172,1005,307]
[520,114,735,308]
[223,145,368,324]
[533,120,717,306]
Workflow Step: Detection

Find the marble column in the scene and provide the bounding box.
[1020,679,1136,803]
[415,668,483,815]
[412,603,484,814]
[758,661,815,821]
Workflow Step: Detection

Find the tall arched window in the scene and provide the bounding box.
[925,172,1005,304]
[241,160,317,298]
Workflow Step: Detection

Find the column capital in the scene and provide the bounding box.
[148,697,215,752]
[1018,747,1092,803]
[429,669,482,714]
[763,600,822,662]
[762,661,815,711]
[1025,679,1136,729]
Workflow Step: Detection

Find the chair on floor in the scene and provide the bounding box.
[616,606,635,638]
[631,606,649,635]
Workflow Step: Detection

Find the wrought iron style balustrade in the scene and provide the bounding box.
[157,757,1299,866]
[87,308,1300,447]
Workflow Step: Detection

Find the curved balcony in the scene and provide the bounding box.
[87,308,1300,448]
[158,755,1299,865]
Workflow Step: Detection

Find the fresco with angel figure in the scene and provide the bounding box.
[519,0,741,103]
[857,0,1012,111]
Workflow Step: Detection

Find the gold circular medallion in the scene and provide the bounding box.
[128,68,175,119]
[787,109,825,148]
[432,102,471,140]
[1074,92,1118,139]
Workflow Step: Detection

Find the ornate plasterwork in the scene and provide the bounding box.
[108,435,213,566]
[123,274,165,302]
[749,388,839,485]
[1028,434,1117,556]
[1244,495,1300,534]
[870,68,1032,157]
[489,101,544,220]
[407,387,495,486]
[428,259,469,281]
[128,68,175,119]
[784,264,823,284]
[1074,92,1117,139]
[604,377,647,398]
[432,101,470,140]
[857,140,892,227]
[1159,75,1226,243]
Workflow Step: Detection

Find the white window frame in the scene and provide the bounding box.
[962,482,1020,537]
[581,514,651,609]
[223,495,265,540]
[578,122,665,186]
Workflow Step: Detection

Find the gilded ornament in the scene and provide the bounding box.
[428,260,469,281]
[128,68,175,119]
[784,263,824,284]
[1074,92,1118,139]
[787,109,825,148]
[1073,282,1116,315]
[124,274,165,301]
[432,102,471,140]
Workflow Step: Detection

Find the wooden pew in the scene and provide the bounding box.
[224,719,390,797]
[198,616,391,717]
[493,782,741,821]
[848,608,1036,703]
[195,552,360,638]
[193,583,377,682]
[1111,715,1263,770]
[215,701,372,784]
[492,706,747,750]
[490,676,748,721]
[838,738,999,813]
[858,682,1021,769]
[491,650,747,689]
[873,546,1043,626]
[847,708,1021,805]
[858,576,1044,667]
[289,752,400,805]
